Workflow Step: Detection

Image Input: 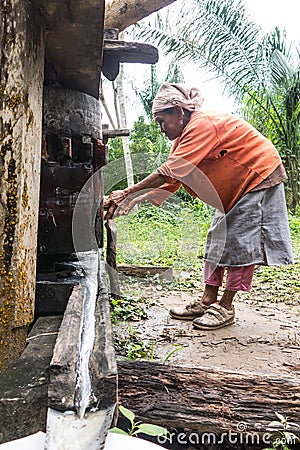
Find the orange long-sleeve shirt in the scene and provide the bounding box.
[151,111,282,213]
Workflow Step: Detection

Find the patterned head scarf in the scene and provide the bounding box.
[152,83,204,115]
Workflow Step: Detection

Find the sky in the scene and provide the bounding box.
[183,0,300,112]
[103,0,300,126]
[245,0,299,41]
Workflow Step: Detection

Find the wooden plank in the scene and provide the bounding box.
[105,220,121,298]
[48,284,84,411]
[47,252,117,414]
[102,41,158,80]
[104,0,177,32]
[117,360,300,433]
[103,40,158,64]
[89,252,117,408]
[102,128,130,141]
[0,317,62,444]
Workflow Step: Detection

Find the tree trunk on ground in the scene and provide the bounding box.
[117,360,300,434]
[104,0,177,32]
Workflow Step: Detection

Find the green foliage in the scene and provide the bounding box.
[132,62,184,120]
[113,201,300,304]
[106,137,124,162]
[263,412,300,450]
[241,28,300,210]
[134,65,161,120]
[113,323,184,362]
[289,209,300,238]
[114,324,151,360]
[110,405,169,440]
[110,294,148,324]
[115,200,213,269]
[129,117,170,173]
[107,116,170,191]
[163,343,184,362]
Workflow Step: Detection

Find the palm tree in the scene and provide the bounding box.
[133,0,300,210]
[133,61,184,120]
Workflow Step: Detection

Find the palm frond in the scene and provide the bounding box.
[134,0,266,101]
[270,49,294,85]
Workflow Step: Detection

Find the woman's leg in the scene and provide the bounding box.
[202,261,225,305]
[193,265,255,329]
[169,262,223,319]
[204,262,225,288]
[219,265,255,310]
[225,265,255,292]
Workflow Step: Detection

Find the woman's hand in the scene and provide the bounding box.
[103,173,166,220]
[104,189,130,220]
[105,189,128,206]
[104,191,123,219]
[113,196,140,218]
[104,191,148,220]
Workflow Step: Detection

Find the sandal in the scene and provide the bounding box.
[193,303,235,330]
[169,300,209,320]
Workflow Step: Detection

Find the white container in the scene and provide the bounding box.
[0,431,164,449]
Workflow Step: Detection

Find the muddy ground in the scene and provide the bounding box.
[112,270,300,449]
[114,272,300,377]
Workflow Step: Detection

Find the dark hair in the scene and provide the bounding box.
[163,107,193,119]
[163,107,176,115]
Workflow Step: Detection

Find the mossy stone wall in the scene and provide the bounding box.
[0,0,45,371]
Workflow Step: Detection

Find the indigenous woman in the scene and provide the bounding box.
[104,83,293,330]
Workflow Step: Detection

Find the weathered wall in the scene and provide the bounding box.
[0,0,45,371]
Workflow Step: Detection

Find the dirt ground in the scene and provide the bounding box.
[114,277,300,377]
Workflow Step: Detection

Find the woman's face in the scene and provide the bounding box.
[154,108,184,141]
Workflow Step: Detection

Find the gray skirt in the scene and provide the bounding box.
[204,183,294,267]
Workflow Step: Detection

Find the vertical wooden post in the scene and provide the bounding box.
[105,220,121,299]
[0,0,44,371]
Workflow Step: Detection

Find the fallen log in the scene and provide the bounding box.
[117,360,300,434]
[118,264,173,280]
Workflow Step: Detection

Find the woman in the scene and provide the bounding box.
[104,83,293,330]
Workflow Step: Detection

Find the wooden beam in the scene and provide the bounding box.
[103,40,159,64]
[102,128,130,144]
[118,360,300,433]
[117,264,173,279]
[45,252,117,447]
[48,253,117,414]
[102,40,158,81]
[104,0,177,32]
[89,253,118,407]
[32,0,105,98]
[48,285,84,411]
[0,316,61,444]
